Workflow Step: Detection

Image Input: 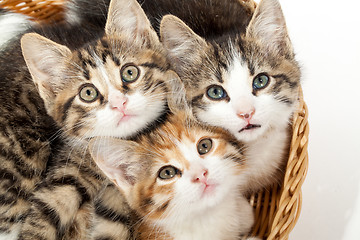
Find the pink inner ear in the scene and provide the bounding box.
[96,159,119,180]
[97,159,137,186]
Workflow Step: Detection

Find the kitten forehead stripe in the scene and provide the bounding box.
[212,45,227,83]
[140,62,166,72]
[273,74,298,89]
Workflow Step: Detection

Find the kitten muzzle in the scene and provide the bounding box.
[239,124,261,133]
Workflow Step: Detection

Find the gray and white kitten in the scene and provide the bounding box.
[160,0,301,192]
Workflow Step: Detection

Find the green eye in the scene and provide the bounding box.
[197,138,212,155]
[121,64,139,83]
[253,74,270,89]
[79,84,99,102]
[158,166,179,180]
[207,85,227,100]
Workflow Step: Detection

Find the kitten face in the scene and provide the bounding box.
[160,0,301,143]
[142,127,244,217]
[89,112,246,221]
[190,43,299,142]
[51,39,171,139]
[21,0,178,140]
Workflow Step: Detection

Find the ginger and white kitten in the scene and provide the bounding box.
[90,110,257,240]
[160,0,301,192]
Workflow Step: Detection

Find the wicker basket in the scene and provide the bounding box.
[0,0,64,23]
[250,89,309,240]
[0,1,309,239]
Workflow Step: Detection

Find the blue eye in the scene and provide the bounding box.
[253,74,270,89]
[207,85,227,100]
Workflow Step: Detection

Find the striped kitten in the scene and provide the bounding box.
[160,0,301,192]
[89,110,257,240]
[0,0,178,238]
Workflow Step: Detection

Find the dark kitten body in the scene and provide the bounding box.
[0,29,63,238]
[65,0,254,39]
[0,21,107,237]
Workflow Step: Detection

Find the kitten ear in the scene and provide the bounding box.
[105,0,159,44]
[21,33,72,112]
[89,138,146,195]
[160,15,208,74]
[246,0,293,56]
[165,70,192,114]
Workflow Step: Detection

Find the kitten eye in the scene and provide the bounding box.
[197,138,213,155]
[158,166,179,180]
[253,73,270,90]
[121,64,140,83]
[206,85,227,100]
[79,84,99,102]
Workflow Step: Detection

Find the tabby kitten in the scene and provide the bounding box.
[160,0,301,192]
[89,110,257,240]
[0,0,178,238]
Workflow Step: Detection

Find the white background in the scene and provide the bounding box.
[270,0,360,239]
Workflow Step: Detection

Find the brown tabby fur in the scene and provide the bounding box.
[0,0,179,238]
[0,28,60,239]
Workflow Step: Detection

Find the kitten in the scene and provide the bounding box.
[89,110,256,240]
[0,0,178,238]
[160,0,301,192]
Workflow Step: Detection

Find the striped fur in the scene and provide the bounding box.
[1,0,180,238]
[160,0,301,192]
[90,111,256,240]
[0,27,61,240]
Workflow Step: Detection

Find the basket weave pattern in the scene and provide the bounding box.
[250,89,309,239]
[1,1,309,239]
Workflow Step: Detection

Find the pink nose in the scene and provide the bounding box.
[110,95,128,112]
[192,170,208,184]
[237,109,255,121]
